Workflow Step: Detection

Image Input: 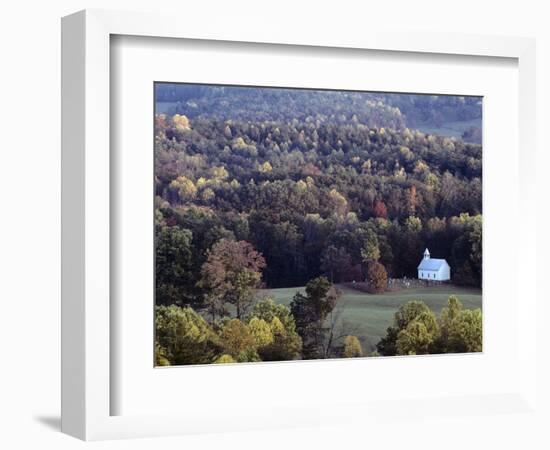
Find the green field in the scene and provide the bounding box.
[416,118,481,140]
[261,284,482,353]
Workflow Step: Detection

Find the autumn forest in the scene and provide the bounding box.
[154,84,483,365]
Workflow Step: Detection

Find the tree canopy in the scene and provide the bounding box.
[377,297,482,356]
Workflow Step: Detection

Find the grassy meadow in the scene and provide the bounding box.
[416,118,481,140]
[262,284,482,353]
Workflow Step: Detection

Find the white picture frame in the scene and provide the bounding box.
[61,9,537,441]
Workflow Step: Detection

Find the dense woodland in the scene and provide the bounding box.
[154,85,483,365]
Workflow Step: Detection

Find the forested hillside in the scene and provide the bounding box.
[156,84,482,141]
[154,84,482,364]
[155,86,481,294]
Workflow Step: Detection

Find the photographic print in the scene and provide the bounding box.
[154,83,482,366]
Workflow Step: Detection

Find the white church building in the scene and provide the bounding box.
[417,248,451,281]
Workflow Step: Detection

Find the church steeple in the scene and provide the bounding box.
[423,248,430,260]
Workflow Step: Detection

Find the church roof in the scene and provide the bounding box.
[418,258,448,271]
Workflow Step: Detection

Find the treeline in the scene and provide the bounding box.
[157,203,481,299]
[156,298,302,366]
[377,295,482,356]
[155,84,481,133]
[155,276,342,365]
[155,84,406,129]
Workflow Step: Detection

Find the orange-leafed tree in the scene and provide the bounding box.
[373,200,388,218]
[199,239,266,320]
[366,261,388,293]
